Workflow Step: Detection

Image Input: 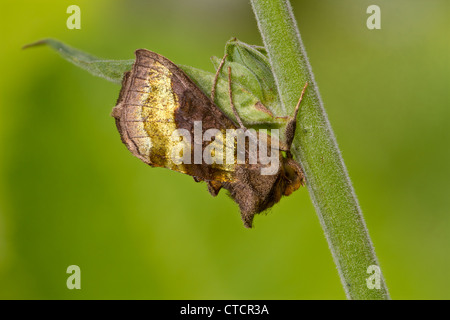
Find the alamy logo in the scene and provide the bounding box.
[66,265,81,289]
[170,122,281,176]
[367,5,381,30]
[66,5,81,30]
[366,265,381,289]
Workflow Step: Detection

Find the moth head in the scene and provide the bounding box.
[282,157,305,196]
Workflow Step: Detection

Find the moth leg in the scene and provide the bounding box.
[210,53,228,103]
[207,180,223,197]
[193,176,202,183]
[278,141,291,153]
[283,82,308,150]
[227,66,246,129]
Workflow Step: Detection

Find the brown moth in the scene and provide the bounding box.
[112,49,307,228]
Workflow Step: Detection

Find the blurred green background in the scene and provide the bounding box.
[0,0,448,299]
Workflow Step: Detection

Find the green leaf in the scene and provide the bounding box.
[212,38,284,117]
[226,38,281,112]
[23,39,133,84]
[180,64,278,128]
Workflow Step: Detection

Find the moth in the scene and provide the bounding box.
[112,49,307,228]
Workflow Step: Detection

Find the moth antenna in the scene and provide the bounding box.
[227,66,246,129]
[211,53,228,103]
[293,82,309,121]
[284,82,308,150]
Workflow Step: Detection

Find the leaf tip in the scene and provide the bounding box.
[22,38,50,50]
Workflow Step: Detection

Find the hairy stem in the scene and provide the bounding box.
[250,0,389,299]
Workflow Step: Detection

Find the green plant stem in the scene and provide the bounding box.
[250,0,389,299]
